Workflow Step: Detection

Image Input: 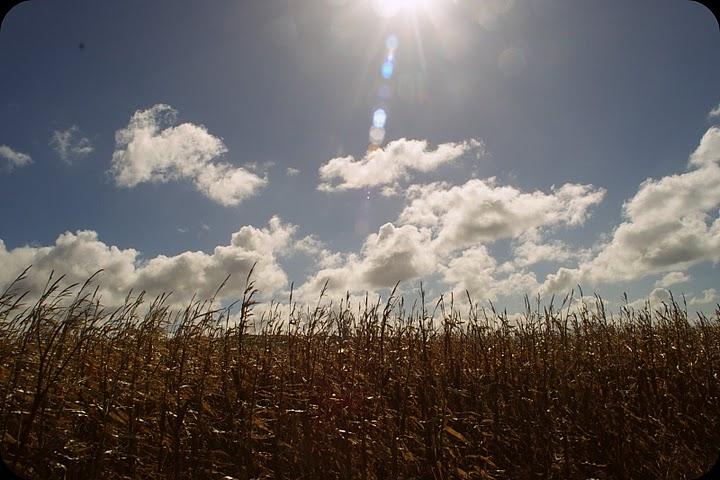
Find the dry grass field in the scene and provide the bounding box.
[0,269,718,479]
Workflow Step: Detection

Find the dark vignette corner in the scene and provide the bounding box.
[0,0,29,32]
[0,454,26,480]
[692,0,720,28]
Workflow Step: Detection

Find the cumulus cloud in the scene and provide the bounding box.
[317,138,483,191]
[511,229,590,268]
[626,287,673,310]
[654,271,691,289]
[360,223,437,288]
[0,232,138,306]
[625,287,716,311]
[295,174,604,303]
[286,167,300,176]
[0,145,32,172]
[110,104,266,206]
[290,235,343,269]
[441,245,539,302]
[543,127,720,294]
[512,239,581,268]
[50,126,93,163]
[0,217,296,308]
[295,223,437,301]
[399,178,606,252]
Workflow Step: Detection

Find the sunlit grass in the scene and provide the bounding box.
[0,268,718,479]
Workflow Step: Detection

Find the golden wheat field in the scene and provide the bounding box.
[0,270,718,480]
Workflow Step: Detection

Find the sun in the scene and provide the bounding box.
[371,0,434,18]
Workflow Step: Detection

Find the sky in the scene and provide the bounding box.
[0,0,719,313]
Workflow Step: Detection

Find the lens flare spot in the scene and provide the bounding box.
[381,61,394,79]
[372,0,434,18]
[386,34,399,51]
[369,126,386,144]
[372,108,387,128]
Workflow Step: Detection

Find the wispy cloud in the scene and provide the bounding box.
[709,103,720,119]
[0,145,32,172]
[50,126,93,163]
[688,288,718,306]
[654,271,690,289]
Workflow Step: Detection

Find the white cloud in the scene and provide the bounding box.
[318,138,483,191]
[626,287,673,310]
[0,217,296,308]
[295,223,437,301]
[688,288,718,306]
[625,287,716,311]
[709,103,720,119]
[543,127,720,294]
[286,167,300,176]
[441,245,539,302]
[50,126,93,163]
[0,145,32,172]
[399,178,605,252]
[360,223,437,288]
[296,173,603,303]
[564,295,616,316]
[511,229,590,268]
[512,239,579,267]
[110,104,266,206]
[654,271,691,289]
[193,163,267,206]
[290,235,343,269]
[294,224,548,306]
[380,184,400,197]
[0,232,138,306]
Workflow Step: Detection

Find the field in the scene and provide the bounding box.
[0,270,718,479]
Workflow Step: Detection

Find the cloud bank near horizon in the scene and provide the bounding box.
[2,127,719,311]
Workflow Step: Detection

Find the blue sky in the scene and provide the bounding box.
[1,0,719,311]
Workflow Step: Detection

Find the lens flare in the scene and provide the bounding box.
[365,34,399,150]
[386,34,399,51]
[372,108,387,128]
[381,60,394,79]
[372,0,434,18]
[369,126,386,144]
